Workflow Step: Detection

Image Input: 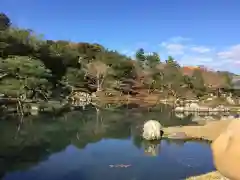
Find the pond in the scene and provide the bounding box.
[0,105,216,180]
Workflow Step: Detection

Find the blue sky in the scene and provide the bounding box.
[1,0,240,73]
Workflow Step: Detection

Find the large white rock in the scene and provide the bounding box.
[188,103,200,111]
[175,106,184,112]
[142,120,163,140]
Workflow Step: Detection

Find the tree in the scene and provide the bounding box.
[191,69,206,97]
[135,48,146,68]
[111,60,136,80]
[166,56,174,64]
[0,56,51,98]
[149,70,163,93]
[0,13,11,31]
[183,75,193,89]
[145,52,160,68]
[141,52,162,93]
[161,57,183,96]
[219,71,233,89]
[85,61,110,91]
[165,56,180,68]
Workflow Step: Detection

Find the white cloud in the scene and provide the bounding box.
[190,46,212,53]
[178,55,214,66]
[193,57,213,63]
[120,38,240,74]
[160,42,185,55]
[217,44,240,64]
[161,37,213,55]
[160,37,213,56]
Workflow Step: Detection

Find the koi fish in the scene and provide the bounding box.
[109,164,131,168]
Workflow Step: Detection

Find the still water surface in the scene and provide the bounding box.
[0,106,216,180]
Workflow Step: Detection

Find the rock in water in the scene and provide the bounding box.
[142,120,163,140]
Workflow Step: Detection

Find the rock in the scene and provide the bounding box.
[184,103,201,111]
[226,96,235,105]
[192,115,216,122]
[211,119,240,180]
[175,113,186,119]
[192,116,203,122]
[213,105,229,112]
[30,105,39,115]
[204,116,216,121]
[142,120,163,141]
[189,103,200,110]
[185,103,190,107]
[206,97,213,101]
[220,115,235,121]
[212,105,230,112]
[201,107,211,112]
[91,92,97,98]
[175,106,184,112]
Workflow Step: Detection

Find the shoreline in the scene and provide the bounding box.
[162,120,235,180]
[186,171,228,180]
[93,93,240,112]
[163,120,232,141]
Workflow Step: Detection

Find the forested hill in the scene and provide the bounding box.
[0,13,236,102]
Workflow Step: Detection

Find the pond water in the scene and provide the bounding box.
[0,105,216,180]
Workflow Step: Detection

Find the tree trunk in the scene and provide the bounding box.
[96,75,101,91]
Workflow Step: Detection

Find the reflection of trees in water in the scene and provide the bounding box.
[0,104,197,177]
[132,135,142,149]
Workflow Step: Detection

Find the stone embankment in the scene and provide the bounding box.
[175,102,240,112]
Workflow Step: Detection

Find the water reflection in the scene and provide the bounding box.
[2,140,214,180]
[0,105,215,180]
[142,140,161,157]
